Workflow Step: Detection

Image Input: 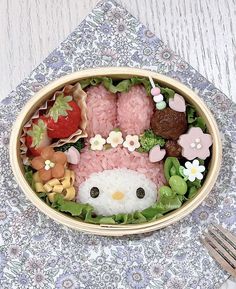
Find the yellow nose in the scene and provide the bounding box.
[112,191,124,200]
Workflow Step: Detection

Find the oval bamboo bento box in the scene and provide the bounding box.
[10,67,222,236]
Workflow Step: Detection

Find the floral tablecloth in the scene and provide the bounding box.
[0,0,236,288]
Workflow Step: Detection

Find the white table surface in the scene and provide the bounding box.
[1,0,236,288]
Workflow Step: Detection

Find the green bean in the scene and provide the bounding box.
[164,157,181,181]
[159,186,175,198]
[169,175,187,195]
[170,166,177,176]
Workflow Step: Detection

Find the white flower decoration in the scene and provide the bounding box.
[123,135,140,152]
[44,160,55,170]
[106,131,124,148]
[89,134,106,151]
[183,159,205,182]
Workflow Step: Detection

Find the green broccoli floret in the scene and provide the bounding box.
[138,130,165,152]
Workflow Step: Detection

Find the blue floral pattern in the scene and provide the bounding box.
[0,0,236,288]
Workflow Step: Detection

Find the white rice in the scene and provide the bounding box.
[76,168,158,216]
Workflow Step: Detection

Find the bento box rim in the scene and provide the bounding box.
[9,67,222,236]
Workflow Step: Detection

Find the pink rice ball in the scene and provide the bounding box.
[72,146,166,189]
[117,85,154,136]
[86,84,117,138]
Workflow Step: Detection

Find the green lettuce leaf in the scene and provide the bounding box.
[186,105,206,131]
[111,79,131,93]
[102,77,119,93]
[142,194,182,217]
[79,76,179,103]
[186,177,203,199]
[53,194,93,217]
[84,211,148,225]
[24,166,35,191]
[186,105,195,123]
[160,87,175,101]
[114,213,129,224]
[24,166,49,200]
[187,178,202,189]
[141,205,164,220]
[38,192,47,198]
[86,214,117,224]
[80,78,102,89]
[79,76,154,95]
[130,77,153,95]
[190,117,206,131]
[188,186,198,199]
[51,190,184,225]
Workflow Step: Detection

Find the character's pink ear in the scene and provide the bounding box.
[117,85,154,136]
[86,84,117,138]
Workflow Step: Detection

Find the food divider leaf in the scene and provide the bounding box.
[187,179,202,189]
[186,105,196,123]
[142,195,182,217]
[53,194,93,217]
[98,217,117,224]
[80,78,94,89]
[102,77,117,93]
[160,87,175,101]
[186,105,207,131]
[190,117,206,131]
[188,186,198,199]
[24,166,35,190]
[115,79,131,92]
[79,76,157,95]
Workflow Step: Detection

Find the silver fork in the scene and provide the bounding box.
[201,225,236,277]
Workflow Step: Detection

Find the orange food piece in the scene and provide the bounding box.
[31,156,45,170]
[52,163,65,179]
[30,146,67,183]
[52,151,67,165]
[41,146,55,160]
[39,168,52,182]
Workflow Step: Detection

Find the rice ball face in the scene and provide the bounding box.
[76,168,158,216]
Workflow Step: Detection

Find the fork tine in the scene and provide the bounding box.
[209,227,236,260]
[214,225,236,245]
[201,237,236,277]
[204,233,236,267]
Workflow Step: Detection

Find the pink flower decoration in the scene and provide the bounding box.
[177,127,213,160]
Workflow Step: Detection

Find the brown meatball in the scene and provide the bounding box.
[165,140,182,157]
[151,108,187,140]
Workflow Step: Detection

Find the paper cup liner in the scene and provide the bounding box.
[20,82,87,165]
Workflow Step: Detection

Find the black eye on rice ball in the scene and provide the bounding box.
[136,187,145,199]
[90,187,100,198]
